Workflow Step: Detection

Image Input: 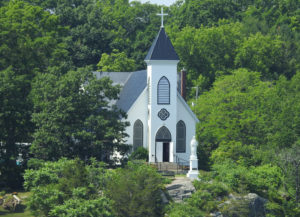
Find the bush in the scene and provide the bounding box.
[28,185,65,216]
[166,202,205,217]
[193,180,229,197]
[188,191,217,212]
[49,197,113,217]
[128,147,148,161]
[24,158,113,217]
[105,161,164,217]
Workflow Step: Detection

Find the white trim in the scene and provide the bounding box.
[145,60,180,65]
[177,92,199,123]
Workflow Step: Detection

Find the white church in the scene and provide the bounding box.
[95,14,199,165]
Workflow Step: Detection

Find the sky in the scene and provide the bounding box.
[130,0,178,6]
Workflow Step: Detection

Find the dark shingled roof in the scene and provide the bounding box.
[145,27,179,61]
[115,70,147,112]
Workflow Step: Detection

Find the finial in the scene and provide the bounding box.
[157,7,168,28]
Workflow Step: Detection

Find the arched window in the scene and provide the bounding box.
[156,126,172,142]
[176,121,186,153]
[157,76,170,104]
[133,120,143,151]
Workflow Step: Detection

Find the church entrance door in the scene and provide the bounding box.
[163,142,169,162]
[155,126,172,162]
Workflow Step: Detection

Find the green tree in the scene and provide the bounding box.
[97,49,136,72]
[25,0,160,69]
[194,68,272,169]
[30,67,129,162]
[0,0,68,189]
[235,33,290,80]
[105,161,164,217]
[173,22,244,93]
[169,0,253,29]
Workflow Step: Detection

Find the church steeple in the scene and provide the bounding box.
[145,7,179,61]
[145,27,179,61]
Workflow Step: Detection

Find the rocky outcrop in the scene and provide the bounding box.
[166,176,195,203]
[212,193,267,217]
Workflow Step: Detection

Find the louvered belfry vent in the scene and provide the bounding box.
[157,76,170,104]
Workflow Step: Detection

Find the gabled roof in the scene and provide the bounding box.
[145,27,179,61]
[116,70,147,112]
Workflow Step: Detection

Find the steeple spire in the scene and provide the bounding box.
[157,7,168,28]
[144,28,179,61]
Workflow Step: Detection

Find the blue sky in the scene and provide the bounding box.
[130,0,178,6]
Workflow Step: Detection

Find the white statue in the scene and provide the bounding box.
[187,136,199,180]
[190,136,197,158]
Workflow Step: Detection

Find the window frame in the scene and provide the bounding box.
[176,120,186,153]
[157,76,170,105]
[133,119,143,151]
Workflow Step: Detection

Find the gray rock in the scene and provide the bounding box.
[244,193,267,217]
[210,211,223,217]
[218,193,267,217]
[166,177,195,203]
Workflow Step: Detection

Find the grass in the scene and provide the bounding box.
[0,192,33,217]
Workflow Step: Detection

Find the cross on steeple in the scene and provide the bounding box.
[157,7,168,28]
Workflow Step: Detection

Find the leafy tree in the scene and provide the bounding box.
[97,49,136,72]
[25,0,160,69]
[169,0,253,29]
[194,69,269,169]
[30,67,129,162]
[235,33,290,80]
[0,1,68,189]
[173,22,244,93]
[105,161,164,217]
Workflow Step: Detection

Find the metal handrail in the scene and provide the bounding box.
[173,154,189,173]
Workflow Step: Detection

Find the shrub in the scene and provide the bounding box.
[128,147,148,161]
[49,197,113,217]
[188,191,217,212]
[166,202,205,217]
[105,161,164,217]
[24,158,113,217]
[193,180,229,197]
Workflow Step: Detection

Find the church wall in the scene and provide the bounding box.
[176,95,198,164]
[125,88,148,150]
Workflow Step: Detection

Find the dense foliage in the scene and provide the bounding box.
[31,67,129,161]
[1,0,300,215]
[24,159,164,217]
[24,158,114,216]
[105,161,164,217]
